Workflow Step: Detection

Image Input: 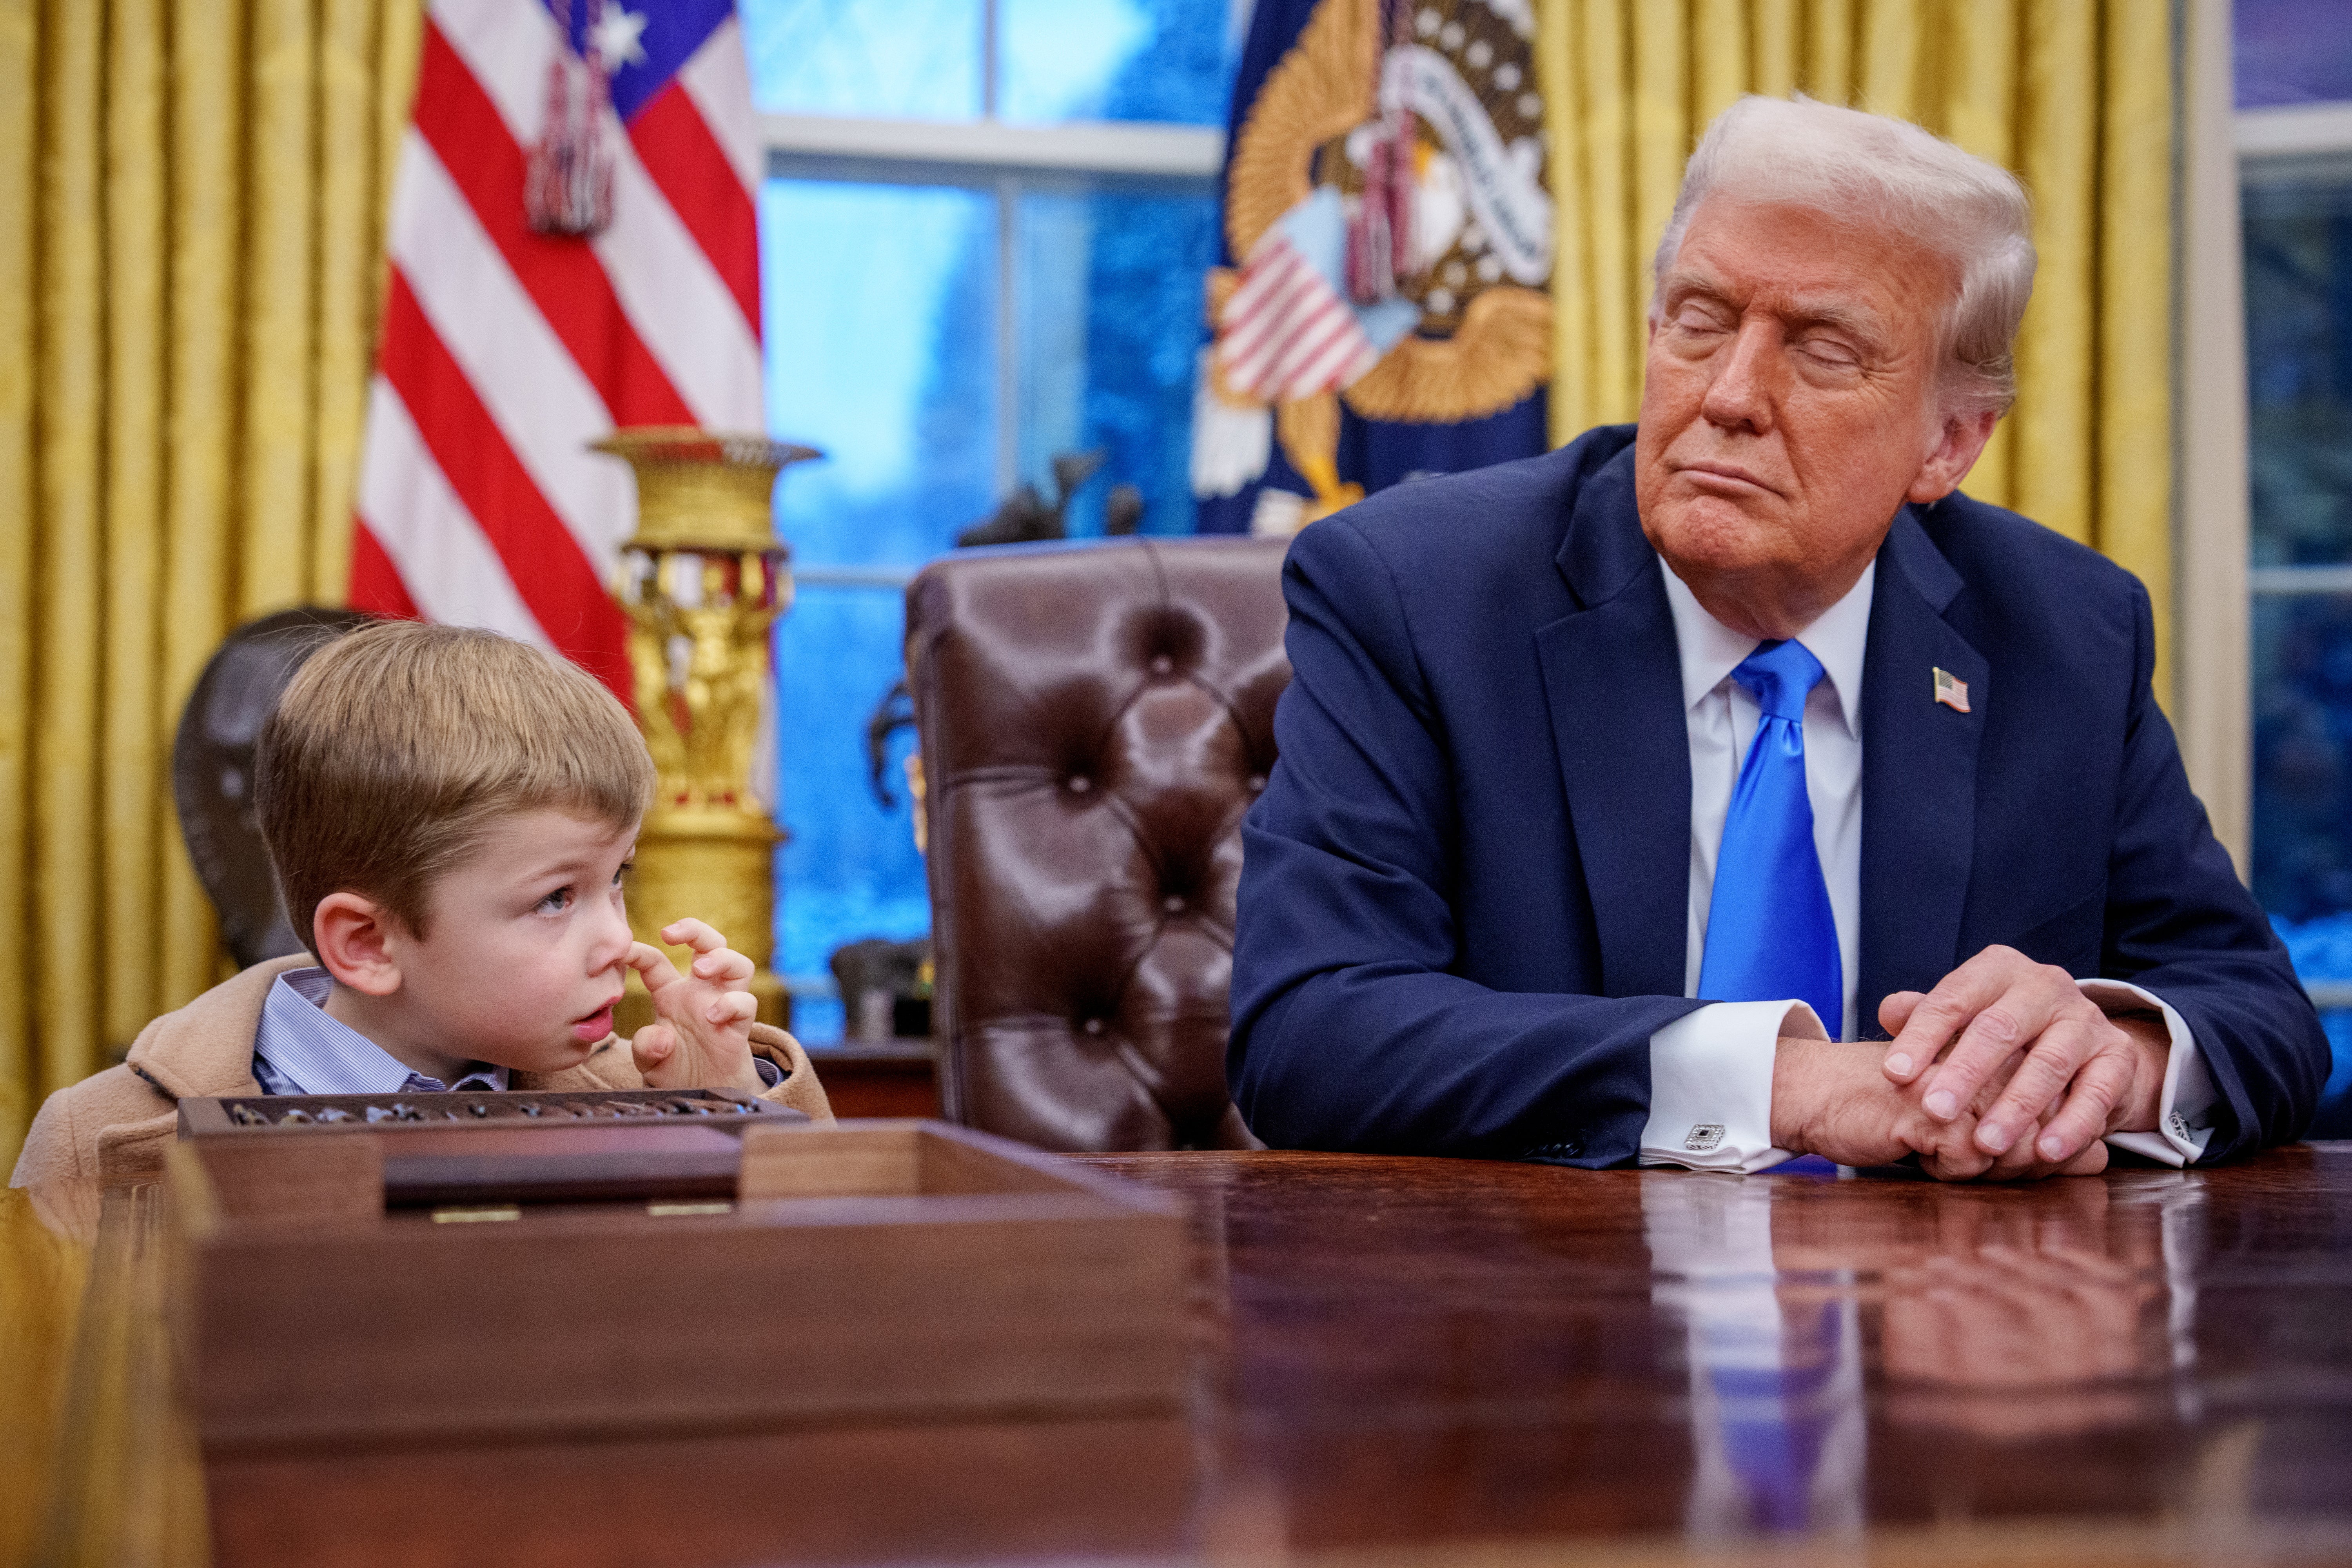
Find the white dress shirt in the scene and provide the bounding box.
[1638,557,2218,1172]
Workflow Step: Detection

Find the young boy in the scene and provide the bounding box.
[11,621,831,1239]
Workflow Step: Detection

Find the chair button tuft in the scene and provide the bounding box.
[1081,1016,1106,1036]
[1149,654,1174,676]
[1067,775,1092,794]
[1161,894,1185,913]
[1246,773,1267,792]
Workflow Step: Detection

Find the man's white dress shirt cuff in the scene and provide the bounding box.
[1640,1000,1824,1172]
[2078,979,2216,1167]
[1636,981,2216,1173]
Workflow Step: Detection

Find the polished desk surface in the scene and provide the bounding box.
[10,1145,2352,1567]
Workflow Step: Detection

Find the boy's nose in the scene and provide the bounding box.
[589,895,637,960]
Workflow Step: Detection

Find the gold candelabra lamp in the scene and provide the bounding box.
[592,427,820,1034]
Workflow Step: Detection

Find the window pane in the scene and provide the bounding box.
[2252,594,2352,1136]
[2245,167,2352,1131]
[2245,171,2352,567]
[742,0,982,119]
[2236,0,2352,109]
[2253,595,2352,919]
[999,0,1236,124]
[772,588,931,1041]
[761,181,998,561]
[1016,186,1218,535]
[760,181,999,1031]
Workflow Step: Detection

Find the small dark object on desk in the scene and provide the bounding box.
[830,936,933,1042]
[183,1089,780,1136]
[179,1090,796,1208]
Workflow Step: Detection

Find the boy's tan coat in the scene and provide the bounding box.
[9,956,834,1240]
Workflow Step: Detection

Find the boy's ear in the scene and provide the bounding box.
[312,892,403,997]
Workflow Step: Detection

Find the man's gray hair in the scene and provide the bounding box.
[1653,95,2036,418]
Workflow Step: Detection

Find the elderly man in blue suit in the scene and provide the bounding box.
[1230,96,2328,1178]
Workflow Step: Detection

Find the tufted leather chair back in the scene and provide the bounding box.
[906,536,1291,1151]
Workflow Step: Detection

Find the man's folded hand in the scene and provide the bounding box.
[1770,1032,2109,1180]
[1874,946,2169,1176]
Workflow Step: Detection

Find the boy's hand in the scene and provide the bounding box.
[627,919,764,1094]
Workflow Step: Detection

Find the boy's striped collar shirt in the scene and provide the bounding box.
[250,966,509,1096]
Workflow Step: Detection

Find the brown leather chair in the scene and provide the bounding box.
[906,536,1291,1151]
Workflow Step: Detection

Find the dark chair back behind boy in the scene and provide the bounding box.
[906,537,1289,1152]
[174,607,374,969]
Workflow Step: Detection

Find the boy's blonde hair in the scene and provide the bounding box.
[254,621,655,946]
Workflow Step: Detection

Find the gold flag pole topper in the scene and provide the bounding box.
[592,427,820,1035]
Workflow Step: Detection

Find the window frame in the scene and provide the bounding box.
[755,12,1227,590]
[2187,0,2352,1003]
[750,9,1230,1016]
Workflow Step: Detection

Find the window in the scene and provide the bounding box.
[740,0,1237,1035]
[2237,0,2352,1131]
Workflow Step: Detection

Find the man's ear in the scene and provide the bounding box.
[312,891,403,997]
[1907,408,2000,505]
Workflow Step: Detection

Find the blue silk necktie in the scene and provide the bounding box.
[1697,639,1842,1034]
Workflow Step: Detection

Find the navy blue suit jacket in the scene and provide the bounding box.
[1229,426,2329,1166]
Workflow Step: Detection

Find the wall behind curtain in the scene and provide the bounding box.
[1536,0,2175,686]
[0,0,423,1166]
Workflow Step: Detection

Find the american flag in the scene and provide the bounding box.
[1217,189,1385,404]
[1215,187,1417,408]
[352,0,764,700]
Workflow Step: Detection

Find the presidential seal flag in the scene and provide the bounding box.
[352,0,764,701]
[1194,0,1555,536]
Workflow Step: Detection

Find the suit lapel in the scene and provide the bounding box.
[1856,508,1986,1033]
[1534,451,1691,1000]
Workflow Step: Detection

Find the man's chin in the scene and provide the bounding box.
[1651,515,1791,589]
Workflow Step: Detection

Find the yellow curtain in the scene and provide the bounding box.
[1536,0,2174,687]
[0,0,423,1170]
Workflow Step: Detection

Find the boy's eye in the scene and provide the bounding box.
[614,860,633,886]
[536,886,574,915]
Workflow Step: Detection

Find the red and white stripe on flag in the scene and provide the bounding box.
[1217,230,1381,405]
[352,0,765,702]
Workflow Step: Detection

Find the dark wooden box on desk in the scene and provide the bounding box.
[165,1099,1188,1455]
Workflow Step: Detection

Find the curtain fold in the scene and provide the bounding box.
[1539,0,2176,690]
[0,0,420,1169]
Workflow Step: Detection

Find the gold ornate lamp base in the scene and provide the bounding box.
[592,427,820,1040]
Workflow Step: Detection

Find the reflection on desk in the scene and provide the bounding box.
[1646,1166,2201,1538]
[16,1145,2352,1566]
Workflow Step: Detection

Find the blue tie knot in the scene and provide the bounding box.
[1732,639,1826,723]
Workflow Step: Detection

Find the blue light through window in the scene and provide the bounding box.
[2245,168,2352,1134]
[742,0,1228,1037]
[740,0,982,117]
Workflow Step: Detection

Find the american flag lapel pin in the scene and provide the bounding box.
[1933,667,1971,713]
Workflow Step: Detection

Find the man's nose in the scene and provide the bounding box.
[1699,318,1778,434]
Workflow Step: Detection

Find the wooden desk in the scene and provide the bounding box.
[802,1041,942,1119]
[15,1146,2352,1566]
